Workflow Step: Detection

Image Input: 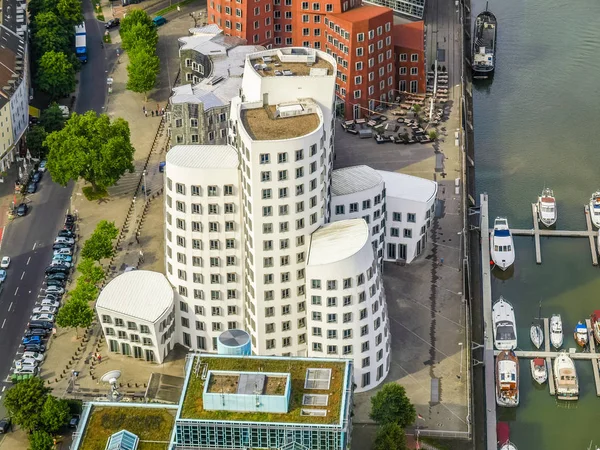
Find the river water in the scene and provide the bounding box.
[472,0,600,448]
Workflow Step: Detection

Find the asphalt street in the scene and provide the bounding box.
[0,0,106,415]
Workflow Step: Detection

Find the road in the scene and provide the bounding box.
[0,0,106,413]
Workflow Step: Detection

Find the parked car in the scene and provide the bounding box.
[54,237,75,245]
[65,214,76,224]
[38,160,47,172]
[53,242,73,251]
[28,320,54,330]
[57,230,75,238]
[50,260,71,268]
[13,366,37,376]
[47,272,68,282]
[45,265,70,275]
[30,313,55,322]
[42,293,60,301]
[15,359,39,370]
[24,328,50,338]
[45,286,65,295]
[64,222,76,232]
[152,15,166,26]
[0,270,6,283]
[32,172,42,183]
[26,183,37,194]
[22,335,43,345]
[0,256,10,268]
[53,248,73,256]
[23,343,46,353]
[16,203,27,217]
[22,351,45,362]
[32,306,57,315]
[52,253,73,262]
[0,418,11,433]
[105,18,120,28]
[69,415,80,428]
[40,299,60,308]
[45,279,65,288]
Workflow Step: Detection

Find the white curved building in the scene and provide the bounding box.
[96,271,175,364]
[306,219,390,392]
[164,145,243,352]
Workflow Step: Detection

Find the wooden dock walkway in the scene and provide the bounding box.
[510,204,598,265]
[543,318,556,395]
[586,319,600,396]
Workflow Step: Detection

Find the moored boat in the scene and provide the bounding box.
[530,323,543,349]
[574,321,589,347]
[472,2,497,78]
[493,297,517,350]
[550,314,563,349]
[591,310,600,344]
[537,188,557,227]
[554,352,578,400]
[490,217,515,271]
[496,350,519,407]
[530,358,547,384]
[590,191,600,228]
[500,442,518,450]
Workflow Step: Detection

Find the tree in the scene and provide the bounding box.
[26,126,48,159]
[40,103,66,132]
[45,112,135,193]
[36,51,76,100]
[28,0,57,18]
[77,258,105,285]
[40,396,71,434]
[96,220,119,240]
[56,297,94,336]
[373,423,407,450]
[57,0,83,27]
[120,21,157,52]
[4,377,49,432]
[370,383,416,427]
[119,9,154,38]
[81,220,118,261]
[28,431,54,450]
[126,49,160,100]
[32,12,71,57]
[69,280,99,303]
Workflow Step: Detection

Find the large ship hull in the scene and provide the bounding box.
[472,8,497,78]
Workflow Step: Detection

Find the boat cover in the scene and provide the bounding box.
[533,358,544,365]
[497,422,510,444]
[494,229,511,237]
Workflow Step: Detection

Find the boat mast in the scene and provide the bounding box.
[485,1,489,12]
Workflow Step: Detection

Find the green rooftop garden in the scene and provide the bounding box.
[79,406,176,450]
[181,356,348,424]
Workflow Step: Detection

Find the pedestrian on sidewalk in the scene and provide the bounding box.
[142,105,146,113]
[161,107,165,115]
[151,110,154,117]
[98,354,102,363]
[155,108,159,116]
[144,110,148,117]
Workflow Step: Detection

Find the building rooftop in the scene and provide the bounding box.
[181,354,350,425]
[328,4,392,23]
[166,145,239,169]
[331,165,383,196]
[393,21,425,51]
[95,271,173,323]
[240,104,320,141]
[307,219,369,266]
[0,25,26,108]
[249,48,333,77]
[377,170,438,203]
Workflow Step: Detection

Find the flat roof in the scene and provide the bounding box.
[307,219,369,266]
[328,4,392,23]
[331,165,383,196]
[250,53,333,78]
[241,106,320,141]
[181,355,349,424]
[393,21,425,51]
[377,170,438,203]
[96,271,173,323]
[167,145,239,169]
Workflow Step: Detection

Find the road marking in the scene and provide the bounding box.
[8,302,12,312]
[2,386,5,392]
[1,319,5,328]
[20,271,25,280]
[26,256,31,265]
[32,242,36,251]
[14,287,18,296]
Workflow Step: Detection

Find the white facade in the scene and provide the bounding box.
[164,145,244,352]
[306,219,390,392]
[378,170,437,263]
[10,42,28,148]
[331,166,386,265]
[96,271,175,364]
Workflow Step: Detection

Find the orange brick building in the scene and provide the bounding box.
[393,21,426,94]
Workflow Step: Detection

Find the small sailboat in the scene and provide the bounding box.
[554,352,578,400]
[490,217,515,271]
[537,188,557,227]
[550,314,563,349]
[493,297,517,350]
[496,350,519,407]
[591,310,600,344]
[530,323,543,349]
[530,358,547,384]
[574,321,589,347]
[590,191,600,228]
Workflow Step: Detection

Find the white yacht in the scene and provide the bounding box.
[493,297,517,350]
[590,191,600,228]
[496,350,519,407]
[500,443,518,450]
[550,314,563,349]
[530,358,547,384]
[530,323,543,349]
[490,217,515,271]
[554,352,578,400]
[537,188,557,227]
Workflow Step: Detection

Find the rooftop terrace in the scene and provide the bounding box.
[250,53,333,77]
[241,105,320,141]
[181,355,349,424]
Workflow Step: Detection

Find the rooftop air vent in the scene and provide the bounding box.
[304,368,332,390]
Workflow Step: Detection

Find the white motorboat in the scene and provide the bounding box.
[554,352,578,400]
[490,217,515,271]
[550,314,563,349]
[597,230,600,255]
[530,358,547,384]
[574,321,589,347]
[500,442,518,450]
[537,188,557,227]
[590,191,600,228]
[530,323,543,349]
[493,297,517,350]
[496,350,519,407]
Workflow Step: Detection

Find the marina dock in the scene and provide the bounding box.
[509,204,598,265]
[543,318,556,395]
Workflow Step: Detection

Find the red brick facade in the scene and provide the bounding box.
[393,21,426,95]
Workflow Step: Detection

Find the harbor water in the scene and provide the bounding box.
[473,0,600,448]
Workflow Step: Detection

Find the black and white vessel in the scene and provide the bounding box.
[472,3,497,77]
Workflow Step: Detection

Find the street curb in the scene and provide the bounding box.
[0,226,4,250]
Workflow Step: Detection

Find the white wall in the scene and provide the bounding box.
[10,46,29,147]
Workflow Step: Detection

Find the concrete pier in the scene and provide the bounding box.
[586,319,600,396]
[543,318,556,395]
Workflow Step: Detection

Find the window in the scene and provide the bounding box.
[400,53,407,62]
[411,53,419,62]
[357,32,364,42]
[407,213,416,223]
[404,229,413,238]
[260,154,270,164]
[410,67,418,76]
[335,205,344,215]
[391,227,400,237]
[349,203,358,213]
[393,212,402,221]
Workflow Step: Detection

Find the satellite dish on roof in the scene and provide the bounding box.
[100,370,122,384]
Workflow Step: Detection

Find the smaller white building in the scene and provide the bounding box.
[96,271,176,364]
[378,170,437,263]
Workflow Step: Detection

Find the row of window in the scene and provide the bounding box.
[399,66,419,76]
[105,328,154,346]
[108,340,156,362]
[101,315,152,333]
[399,53,420,62]
[177,285,242,300]
[168,181,234,197]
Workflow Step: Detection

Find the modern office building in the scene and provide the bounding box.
[365,0,425,19]
[394,21,427,94]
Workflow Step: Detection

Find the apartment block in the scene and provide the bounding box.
[365,0,425,19]
[393,20,426,94]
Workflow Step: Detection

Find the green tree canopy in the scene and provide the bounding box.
[77,258,105,285]
[56,297,94,335]
[28,430,54,450]
[40,103,66,132]
[69,279,99,303]
[373,423,408,450]
[119,9,154,37]
[126,48,160,100]
[121,21,158,52]
[80,220,118,261]
[370,383,416,427]
[32,12,71,56]
[40,396,71,434]
[57,0,83,27]
[26,126,48,160]
[36,51,76,99]
[4,377,49,432]
[96,220,119,239]
[45,112,135,192]
[28,0,57,18]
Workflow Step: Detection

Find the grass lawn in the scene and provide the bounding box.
[82,186,108,201]
[79,406,175,450]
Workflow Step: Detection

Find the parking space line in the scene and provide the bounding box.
[2,386,5,392]
[32,242,36,251]
[8,302,12,312]
[14,287,18,295]
[1,319,5,328]
[20,271,25,280]
[26,256,31,265]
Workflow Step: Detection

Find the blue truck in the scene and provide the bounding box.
[75,23,87,63]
